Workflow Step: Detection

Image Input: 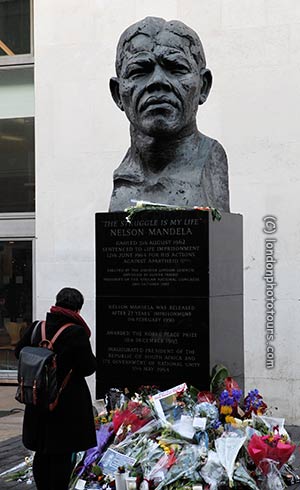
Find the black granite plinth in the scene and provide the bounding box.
[95,210,243,397]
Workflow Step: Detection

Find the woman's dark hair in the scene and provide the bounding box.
[55,287,84,311]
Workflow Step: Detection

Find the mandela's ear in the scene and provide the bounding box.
[199,68,212,105]
[109,77,124,111]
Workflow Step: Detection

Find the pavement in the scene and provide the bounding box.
[0,386,35,489]
[0,386,300,489]
[0,386,24,443]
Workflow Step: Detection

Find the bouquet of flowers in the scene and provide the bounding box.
[247,431,296,474]
[215,431,247,487]
[113,400,153,443]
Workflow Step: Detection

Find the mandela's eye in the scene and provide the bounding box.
[170,64,189,75]
[164,60,190,75]
[126,63,152,78]
[128,68,145,77]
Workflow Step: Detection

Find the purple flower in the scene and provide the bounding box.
[232,389,243,404]
[219,389,242,407]
[244,389,263,411]
[220,390,232,406]
[77,423,114,477]
[211,419,222,429]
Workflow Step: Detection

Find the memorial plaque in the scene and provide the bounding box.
[97,297,209,394]
[96,211,243,397]
[96,211,209,297]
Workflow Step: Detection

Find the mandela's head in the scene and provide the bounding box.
[110,17,212,137]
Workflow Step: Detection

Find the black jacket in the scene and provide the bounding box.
[15,312,97,454]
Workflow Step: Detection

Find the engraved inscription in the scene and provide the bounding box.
[98,215,205,290]
[99,302,203,375]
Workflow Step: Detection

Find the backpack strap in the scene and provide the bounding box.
[31,320,43,345]
[40,321,74,350]
[50,323,74,345]
[49,369,73,412]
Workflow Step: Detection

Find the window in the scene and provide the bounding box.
[0,117,35,212]
[0,0,33,65]
[0,0,34,378]
[0,240,32,371]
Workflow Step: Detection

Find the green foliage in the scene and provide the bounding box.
[211,208,222,221]
[189,385,200,402]
[91,465,102,477]
[125,204,222,224]
[210,364,230,394]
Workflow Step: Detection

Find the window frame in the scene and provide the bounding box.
[0,212,35,238]
[0,0,34,68]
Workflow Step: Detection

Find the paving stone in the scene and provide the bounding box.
[0,435,36,490]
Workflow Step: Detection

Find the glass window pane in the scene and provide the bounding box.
[0,0,31,56]
[0,68,34,119]
[0,117,35,212]
[0,240,32,370]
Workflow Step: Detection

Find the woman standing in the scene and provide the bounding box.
[15,287,97,490]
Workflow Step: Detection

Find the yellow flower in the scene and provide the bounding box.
[225,415,236,425]
[158,440,171,454]
[220,405,233,415]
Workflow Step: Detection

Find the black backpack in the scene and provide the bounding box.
[15,320,73,411]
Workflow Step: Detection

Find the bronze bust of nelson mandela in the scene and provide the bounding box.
[109,17,229,212]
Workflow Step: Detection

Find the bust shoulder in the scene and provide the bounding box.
[198,132,226,156]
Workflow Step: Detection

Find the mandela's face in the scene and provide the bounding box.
[114,32,205,137]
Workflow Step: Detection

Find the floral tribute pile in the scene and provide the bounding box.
[68,367,299,490]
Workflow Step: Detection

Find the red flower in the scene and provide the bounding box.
[224,377,241,395]
[176,388,186,400]
[112,401,152,435]
[165,448,177,469]
[197,391,216,403]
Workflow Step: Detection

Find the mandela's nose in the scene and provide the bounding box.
[146,65,172,92]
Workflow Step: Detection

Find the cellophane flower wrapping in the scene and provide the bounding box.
[154,444,203,490]
[113,419,162,460]
[233,463,260,490]
[252,414,289,438]
[215,432,246,486]
[259,459,286,490]
[200,449,226,490]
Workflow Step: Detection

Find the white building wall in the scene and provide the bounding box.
[34,0,300,421]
